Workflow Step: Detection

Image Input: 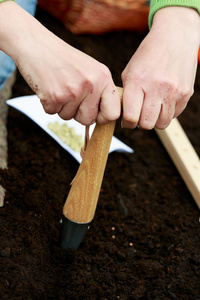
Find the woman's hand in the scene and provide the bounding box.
[17,37,121,126]
[0,1,120,126]
[122,7,200,130]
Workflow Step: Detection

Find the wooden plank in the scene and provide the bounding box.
[155,118,200,209]
[0,71,16,207]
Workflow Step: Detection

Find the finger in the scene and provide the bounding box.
[40,99,63,115]
[96,85,121,124]
[173,96,189,119]
[173,102,187,119]
[58,98,81,120]
[57,90,84,120]
[74,91,100,125]
[139,96,162,130]
[122,83,144,129]
[39,84,84,119]
[155,98,176,129]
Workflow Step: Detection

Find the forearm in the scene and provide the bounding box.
[0,0,121,125]
[0,1,43,62]
[149,0,200,28]
[150,6,200,52]
[0,2,26,56]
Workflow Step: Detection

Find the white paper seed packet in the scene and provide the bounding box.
[7,95,133,164]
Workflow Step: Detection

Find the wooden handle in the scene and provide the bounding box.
[155,118,200,209]
[63,87,123,223]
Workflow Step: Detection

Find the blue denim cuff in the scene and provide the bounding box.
[0,0,37,90]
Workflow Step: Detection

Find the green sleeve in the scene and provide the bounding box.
[149,0,200,28]
[0,0,15,2]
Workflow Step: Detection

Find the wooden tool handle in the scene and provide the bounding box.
[63,87,123,223]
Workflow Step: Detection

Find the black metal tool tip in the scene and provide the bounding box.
[59,216,91,250]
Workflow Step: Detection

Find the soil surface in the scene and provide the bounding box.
[1,7,200,300]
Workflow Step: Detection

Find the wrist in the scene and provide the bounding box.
[151,7,200,45]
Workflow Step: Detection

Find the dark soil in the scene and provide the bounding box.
[0,7,200,300]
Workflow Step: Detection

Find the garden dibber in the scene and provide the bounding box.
[59,87,123,250]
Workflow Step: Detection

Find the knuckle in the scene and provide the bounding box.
[45,90,66,106]
[156,78,193,101]
[65,86,78,101]
[99,64,112,81]
[53,85,80,104]
[154,74,177,91]
[122,70,144,86]
[179,86,193,100]
[81,78,93,94]
[156,78,177,95]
